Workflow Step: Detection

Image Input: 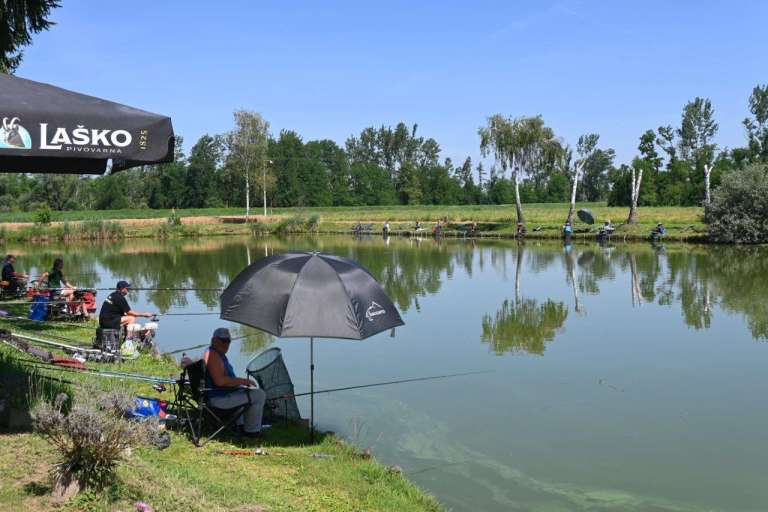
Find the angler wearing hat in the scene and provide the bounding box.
[98,281,154,330]
[203,327,267,437]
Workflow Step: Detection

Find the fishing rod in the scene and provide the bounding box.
[160,312,219,316]
[3,332,165,381]
[11,359,79,387]
[1,309,218,324]
[0,299,91,305]
[0,314,96,329]
[10,331,100,353]
[29,272,101,279]
[165,333,250,355]
[269,371,490,400]
[15,358,176,384]
[84,287,224,292]
[18,359,172,383]
[7,286,223,295]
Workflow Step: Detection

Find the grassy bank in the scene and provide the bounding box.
[0,203,708,242]
[0,202,703,225]
[0,315,441,512]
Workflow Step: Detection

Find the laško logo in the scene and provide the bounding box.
[0,117,32,149]
[0,116,134,154]
[40,124,133,154]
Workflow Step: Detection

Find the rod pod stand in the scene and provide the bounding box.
[310,336,315,443]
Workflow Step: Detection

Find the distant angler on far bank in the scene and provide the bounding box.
[0,73,175,174]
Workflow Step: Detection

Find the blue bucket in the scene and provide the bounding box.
[28,295,49,321]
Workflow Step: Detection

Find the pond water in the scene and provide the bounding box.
[7,235,768,511]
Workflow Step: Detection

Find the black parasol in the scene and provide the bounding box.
[220,251,404,439]
[577,208,595,225]
[0,74,174,174]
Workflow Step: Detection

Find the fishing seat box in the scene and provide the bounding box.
[94,328,121,353]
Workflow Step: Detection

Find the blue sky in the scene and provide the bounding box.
[17,0,768,168]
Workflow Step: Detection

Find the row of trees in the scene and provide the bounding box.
[2,84,764,220]
[479,85,768,225]
[3,2,767,229]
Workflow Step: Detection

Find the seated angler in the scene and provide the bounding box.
[597,219,614,239]
[651,222,666,239]
[98,281,154,330]
[204,327,267,438]
[38,257,87,315]
[2,254,28,293]
[562,221,573,238]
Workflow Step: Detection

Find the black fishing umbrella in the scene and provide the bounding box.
[220,251,405,439]
[577,208,595,225]
[0,74,174,174]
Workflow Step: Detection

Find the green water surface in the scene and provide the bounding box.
[6,235,768,512]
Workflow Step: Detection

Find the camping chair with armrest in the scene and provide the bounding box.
[173,359,251,447]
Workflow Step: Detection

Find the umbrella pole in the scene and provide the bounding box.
[310,336,315,443]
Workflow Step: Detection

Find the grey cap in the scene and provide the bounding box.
[212,327,231,340]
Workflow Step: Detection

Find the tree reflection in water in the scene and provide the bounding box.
[6,236,768,343]
[481,298,568,355]
[481,242,568,355]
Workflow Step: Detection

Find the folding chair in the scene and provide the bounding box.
[172,359,251,447]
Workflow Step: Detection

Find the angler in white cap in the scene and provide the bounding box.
[203,327,267,437]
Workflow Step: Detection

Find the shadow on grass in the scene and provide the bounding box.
[0,302,95,347]
[23,480,50,497]
[173,417,328,449]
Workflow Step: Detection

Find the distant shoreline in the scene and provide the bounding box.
[0,203,711,243]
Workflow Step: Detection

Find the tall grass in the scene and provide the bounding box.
[0,220,124,242]
[0,346,70,429]
[265,214,323,235]
[154,223,202,239]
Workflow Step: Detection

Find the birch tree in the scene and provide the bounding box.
[703,162,714,205]
[679,97,718,204]
[229,110,269,220]
[627,130,659,224]
[479,115,559,227]
[627,161,644,224]
[565,133,599,224]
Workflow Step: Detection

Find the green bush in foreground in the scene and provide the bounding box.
[32,385,157,498]
[705,164,768,243]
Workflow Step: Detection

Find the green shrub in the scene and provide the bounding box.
[250,222,273,236]
[78,220,125,240]
[155,224,172,238]
[705,164,768,243]
[167,208,182,226]
[55,222,73,240]
[182,225,202,237]
[33,204,53,225]
[274,215,307,235]
[306,213,321,232]
[32,385,157,497]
